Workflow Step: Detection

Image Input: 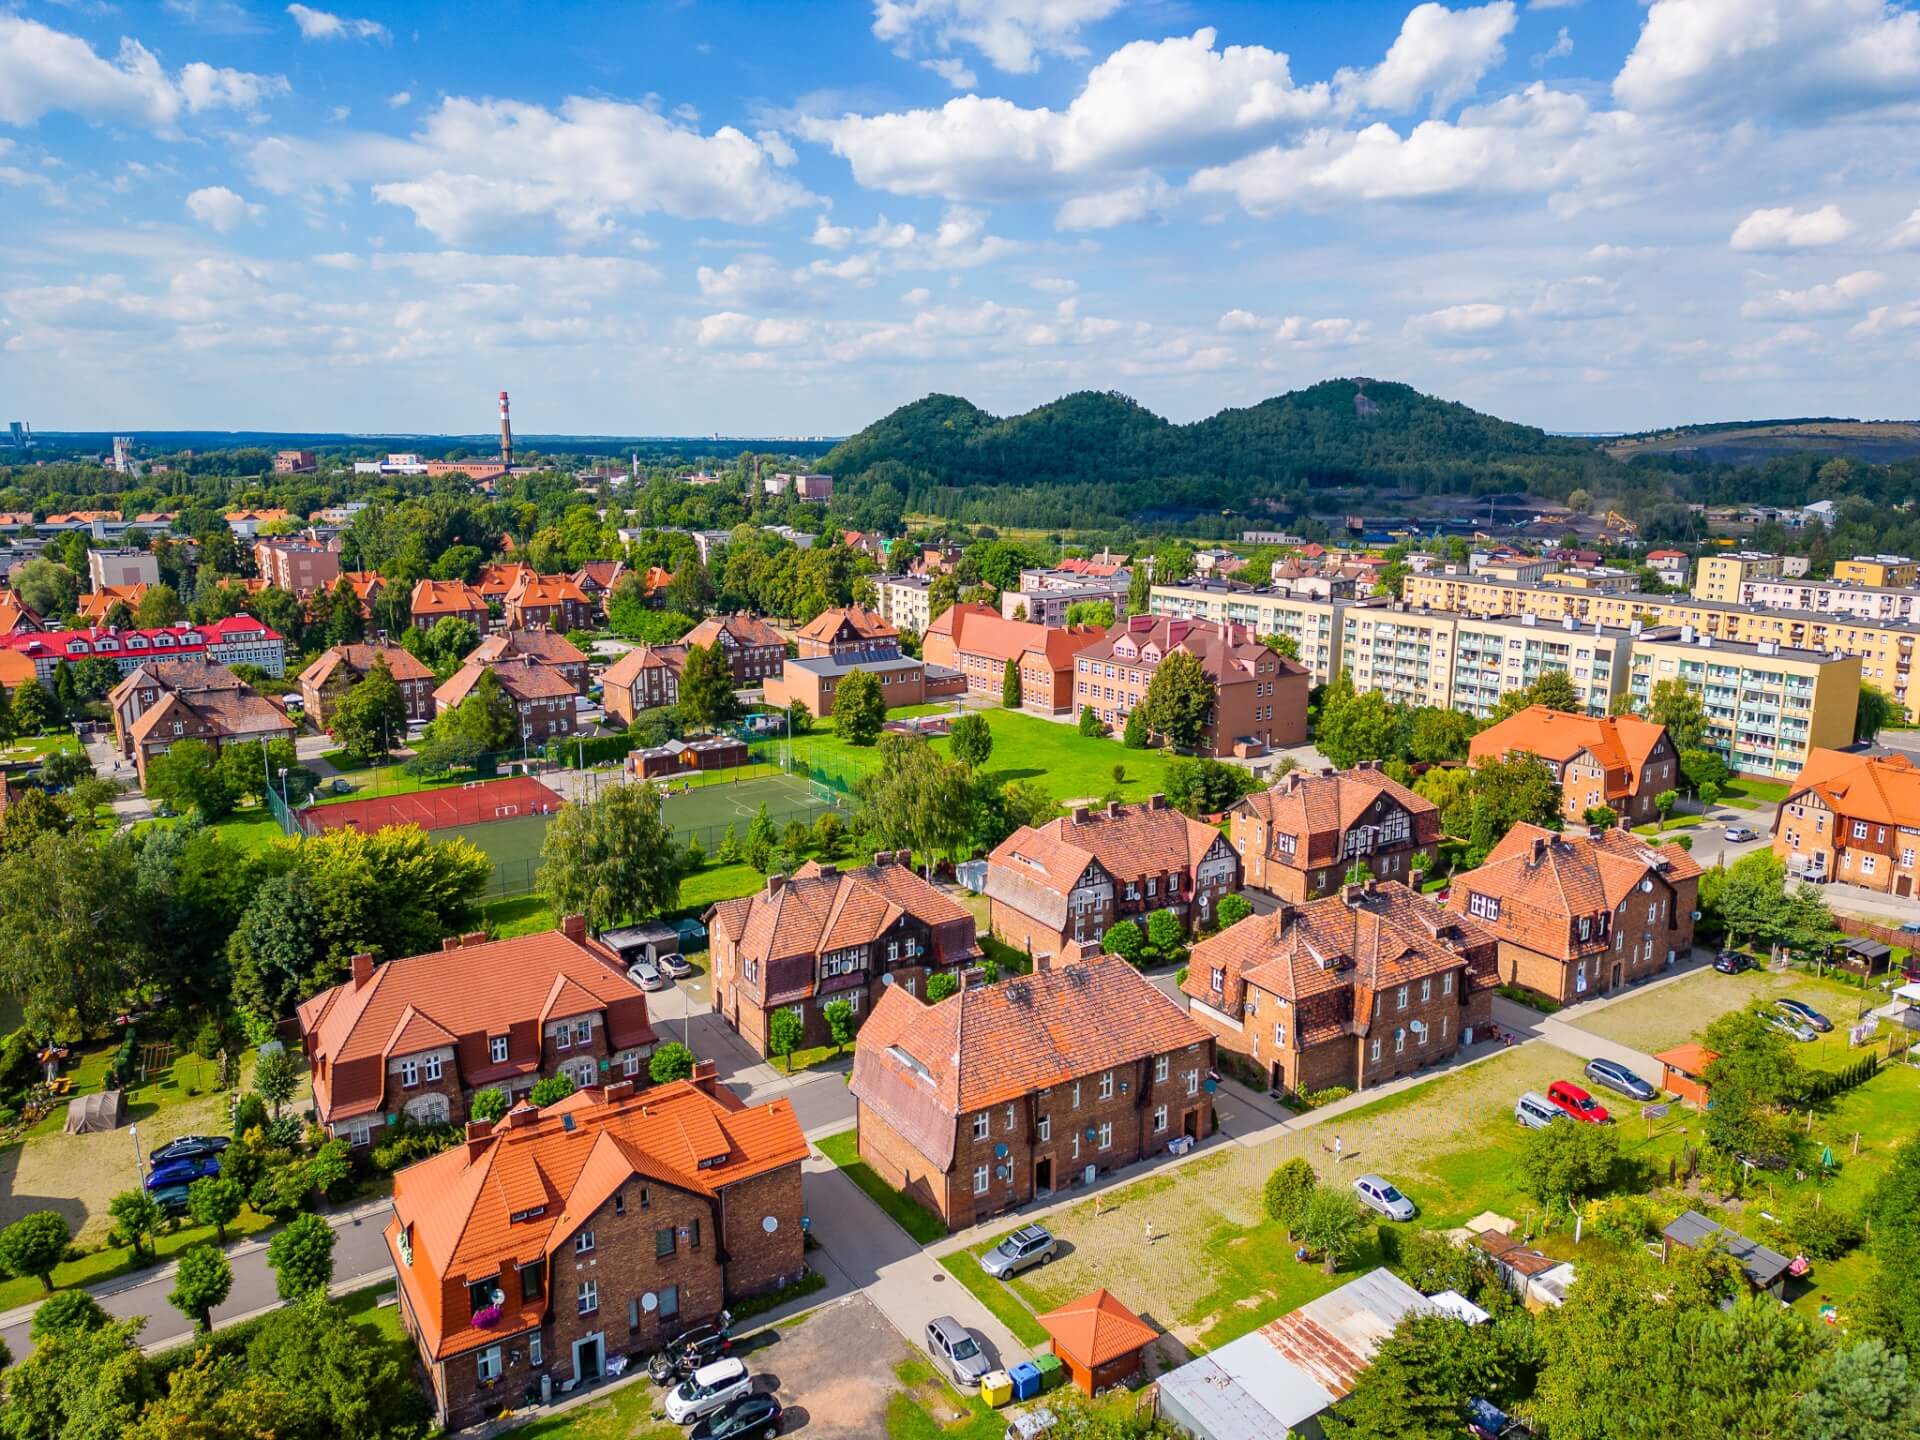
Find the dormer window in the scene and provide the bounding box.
[490,1035,509,1064]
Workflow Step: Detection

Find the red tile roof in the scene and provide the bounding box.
[505,572,590,611]
[1234,765,1440,871]
[1078,615,1302,692]
[1784,747,1920,829]
[1469,706,1671,804]
[924,602,1105,670]
[1036,1289,1158,1368]
[796,605,896,646]
[410,578,489,617]
[985,797,1234,932]
[299,642,433,690]
[466,629,589,668]
[435,656,578,708]
[600,643,689,689]
[681,612,784,651]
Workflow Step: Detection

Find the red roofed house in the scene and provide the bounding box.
[411,578,491,632]
[1229,763,1441,902]
[121,668,296,785]
[435,657,579,744]
[0,616,286,679]
[108,657,262,757]
[680,612,786,686]
[1446,824,1702,1006]
[1775,747,1920,892]
[1036,1290,1159,1396]
[850,954,1215,1231]
[1182,880,1498,1094]
[1469,706,1679,826]
[793,605,897,659]
[504,572,594,632]
[299,917,658,1150]
[298,642,436,726]
[466,629,592,694]
[75,584,147,625]
[384,1074,806,1430]
[0,591,42,635]
[921,602,1106,715]
[1073,615,1308,757]
[985,795,1242,962]
[599,644,689,725]
[474,563,532,604]
[571,559,626,615]
[341,570,385,619]
[706,854,983,1059]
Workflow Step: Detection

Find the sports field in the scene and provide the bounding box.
[438,813,554,897]
[653,770,840,848]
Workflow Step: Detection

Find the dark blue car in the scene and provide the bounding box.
[145,1155,220,1191]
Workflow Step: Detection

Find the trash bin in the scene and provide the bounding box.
[1010,1361,1043,1401]
[981,1371,1014,1408]
[1032,1353,1065,1391]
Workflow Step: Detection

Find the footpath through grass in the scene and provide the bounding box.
[816,1129,947,1244]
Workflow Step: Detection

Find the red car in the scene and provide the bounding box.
[1546,1079,1611,1125]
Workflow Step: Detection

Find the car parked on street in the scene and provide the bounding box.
[980,1224,1056,1279]
[692,1393,783,1439]
[149,1134,231,1164]
[1761,1010,1816,1043]
[649,1315,734,1382]
[1714,950,1755,974]
[1352,1174,1418,1221]
[925,1316,992,1392]
[1583,1058,1657,1102]
[627,959,667,991]
[1723,824,1758,842]
[1546,1080,1611,1125]
[664,1359,752,1424]
[1775,998,1833,1033]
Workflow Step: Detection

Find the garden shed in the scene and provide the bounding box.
[1661,1210,1791,1299]
[1035,1288,1157,1396]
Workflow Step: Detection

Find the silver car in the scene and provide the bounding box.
[979,1224,1056,1280]
[626,959,666,991]
[1761,1010,1816,1043]
[657,951,694,978]
[1352,1174,1417,1221]
[926,1316,991,1391]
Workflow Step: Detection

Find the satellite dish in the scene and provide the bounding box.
[491,1287,505,1306]
[881,973,895,986]
[762,1215,778,1234]
[642,1291,658,1312]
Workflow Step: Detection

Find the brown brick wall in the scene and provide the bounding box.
[1494,875,1696,1007]
[715,1166,807,1297]
[856,1103,956,1223]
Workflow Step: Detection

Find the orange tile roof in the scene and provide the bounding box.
[1469,706,1671,804]
[410,577,489,617]
[435,656,577,708]
[601,643,689,689]
[0,592,45,634]
[299,642,434,689]
[474,563,533,599]
[986,797,1233,930]
[0,649,39,688]
[925,602,1105,671]
[796,605,895,645]
[505,572,590,610]
[1235,765,1440,871]
[641,565,674,594]
[387,1079,805,1362]
[467,629,588,668]
[1784,747,1920,829]
[1654,1043,1719,1076]
[681,612,784,650]
[1079,615,1301,692]
[1036,1289,1157,1368]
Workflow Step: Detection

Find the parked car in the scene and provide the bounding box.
[1761,1010,1816,1043]
[1514,1092,1563,1130]
[150,1183,191,1216]
[925,1316,992,1392]
[664,1359,752,1424]
[149,1134,231,1164]
[1723,824,1758,842]
[627,959,666,991]
[692,1393,783,1440]
[657,952,694,979]
[146,1156,220,1191]
[649,1316,734,1382]
[1583,1058,1657,1102]
[1352,1174,1417,1221]
[980,1224,1056,1280]
[1546,1080,1611,1125]
[1775,998,1833,1033]
[1900,921,1920,936]
[1714,950,1755,974]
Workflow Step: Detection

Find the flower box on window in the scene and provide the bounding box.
[470,1303,503,1329]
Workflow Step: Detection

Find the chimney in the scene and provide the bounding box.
[871,852,892,868]
[1036,953,1051,972]
[896,850,911,865]
[817,863,838,878]
[1071,805,1090,824]
[499,390,513,467]
[506,1105,540,1128]
[1408,867,1424,893]
[442,937,460,952]
[602,1080,635,1105]
[1531,835,1548,863]
[351,953,373,989]
[463,931,486,947]
[1148,793,1167,810]
[1106,799,1122,818]
[1342,882,1366,907]
[690,1059,719,1097]
[560,914,588,942]
[766,872,788,895]
[464,1119,494,1159]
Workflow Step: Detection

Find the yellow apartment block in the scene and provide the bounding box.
[1693,551,1784,602]
[1834,555,1920,588]
[1339,608,1455,710]
[1451,613,1631,719]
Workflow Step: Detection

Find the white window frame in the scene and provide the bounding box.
[972,1113,989,1141]
[1097,1122,1113,1151]
[1037,1115,1050,1142]
[1153,1105,1168,1133]
[1154,1055,1169,1082]
[574,1229,595,1255]
[477,1346,502,1383]
[1098,1070,1114,1100]
[527,1333,542,1367]
[399,1060,418,1087]
[578,1279,598,1315]
[424,1054,443,1082]
[974,1165,989,1195]
[490,1035,509,1064]
[572,1018,591,1046]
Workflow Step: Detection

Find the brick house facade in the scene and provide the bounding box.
[984,795,1242,961]
[851,955,1215,1231]
[792,605,898,659]
[410,578,491,632]
[504,573,594,632]
[920,602,1106,715]
[297,918,656,1150]
[1182,880,1497,1095]
[1469,705,1679,826]
[680,613,786,686]
[386,1076,806,1431]
[434,657,579,744]
[297,642,436,727]
[599,644,689,725]
[1774,747,1920,892]
[1229,763,1441,902]
[466,629,592,694]
[1445,824,1702,1007]
[705,855,982,1059]
[1072,615,1308,757]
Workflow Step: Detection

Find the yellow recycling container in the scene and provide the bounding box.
[980,1371,1014,1408]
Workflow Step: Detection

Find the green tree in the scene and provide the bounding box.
[1655,788,1679,821]
[676,641,739,732]
[1262,1158,1318,1237]
[1215,892,1253,928]
[1138,649,1213,750]
[0,1210,70,1292]
[470,1086,510,1122]
[1126,563,1150,616]
[330,655,408,761]
[1065,599,1114,628]
[133,583,185,627]
[1517,1118,1618,1204]
[1584,804,1618,829]
[949,712,993,770]
[187,1176,245,1245]
[1322,1314,1517,1440]
[1163,755,1254,816]
[768,1007,804,1071]
[0,785,71,855]
[1526,669,1580,712]
[10,679,57,734]
[145,737,234,818]
[14,557,79,618]
[529,1073,576,1106]
[1297,1184,1366,1274]
[834,668,887,745]
[1679,747,1729,795]
[1648,677,1708,752]
[537,782,681,933]
[1858,682,1901,744]
[1316,685,1406,769]
[252,1047,299,1120]
[1102,918,1144,965]
[853,735,975,873]
[325,574,367,644]
[1408,707,1476,763]
[1144,907,1185,962]
[1465,754,1561,865]
[239,1291,432,1439]
[925,971,959,1003]
[824,997,858,1054]
[649,1042,695,1084]
[0,1316,148,1440]
[266,1213,336,1299]
[108,1188,165,1263]
[28,1288,109,1341]
[715,822,741,864]
[664,560,714,618]
[1800,1340,1917,1440]
[1001,657,1021,707]
[745,802,777,870]
[167,1243,232,1332]
[0,829,145,1033]
[1121,706,1148,748]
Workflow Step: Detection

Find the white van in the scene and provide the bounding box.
[1514,1092,1561,1130]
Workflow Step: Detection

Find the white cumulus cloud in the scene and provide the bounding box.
[871,0,1124,75]
[1730,204,1854,252]
[1335,2,1518,115]
[0,14,286,129]
[286,5,390,43]
[1740,269,1884,318]
[1406,302,1510,341]
[185,185,264,232]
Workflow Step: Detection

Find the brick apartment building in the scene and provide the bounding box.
[1183,880,1497,1094]
[571,560,626,616]
[504,572,594,632]
[474,563,531,606]
[1469,706,1679,826]
[108,657,261,755]
[706,855,982,1059]
[76,584,148,624]
[109,660,294,784]
[921,603,1106,715]
[253,538,342,595]
[385,1076,807,1431]
[1229,763,1441,902]
[599,644,689,725]
[273,449,317,474]
[435,657,579,744]
[984,796,1242,961]
[1073,616,1309,757]
[1446,824,1702,1006]
[298,642,436,727]
[299,917,656,1149]
[793,605,898,658]
[1775,747,1920,892]
[763,651,963,719]
[467,629,592,693]
[851,955,1215,1231]
[680,612,786,686]
[411,578,492,632]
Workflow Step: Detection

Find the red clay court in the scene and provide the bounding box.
[295,775,567,836]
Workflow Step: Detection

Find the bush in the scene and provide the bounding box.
[1103,918,1145,965]
[1764,1195,1863,1260]
[649,1042,695,1084]
[1174,966,1188,988]
[925,972,958,1003]
[470,1087,509,1123]
[1077,706,1104,738]
[369,1119,462,1173]
[231,1093,268,1140]
[1263,1158,1318,1234]
[30,1289,110,1341]
[529,1073,576,1107]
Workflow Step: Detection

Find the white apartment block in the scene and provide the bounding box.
[1149,582,1347,686]
[877,574,933,636]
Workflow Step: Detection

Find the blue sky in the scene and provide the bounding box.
[2,0,1920,436]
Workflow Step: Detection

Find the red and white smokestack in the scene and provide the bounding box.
[498,390,513,466]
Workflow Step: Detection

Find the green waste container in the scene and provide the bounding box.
[1033,1353,1065,1391]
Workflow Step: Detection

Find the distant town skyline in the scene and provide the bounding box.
[2,0,1919,435]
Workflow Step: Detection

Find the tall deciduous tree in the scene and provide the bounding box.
[833,668,887,745]
[0,1210,70,1292]
[266,1214,336,1300]
[854,735,974,874]
[538,783,682,933]
[167,1243,232,1333]
[1857,682,1901,744]
[1648,678,1708,753]
[1139,649,1213,751]
[676,641,739,732]
[330,656,407,762]
[948,712,993,770]
[0,830,145,1033]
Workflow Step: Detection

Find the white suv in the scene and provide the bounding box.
[664,1358,751,1423]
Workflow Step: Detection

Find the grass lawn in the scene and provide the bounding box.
[1565,966,1881,1064]
[496,1377,678,1440]
[1721,777,1792,805]
[338,1280,409,1346]
[476,860,765,941]
[935,1252,1051,1348]
[817,1129,947,1245]
[133,806,290,853]
[0,733,82,762]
